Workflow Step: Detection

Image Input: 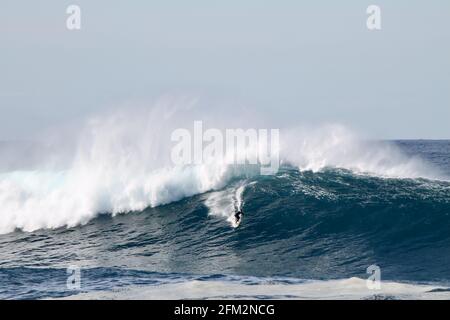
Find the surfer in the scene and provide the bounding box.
[234,211,243,226]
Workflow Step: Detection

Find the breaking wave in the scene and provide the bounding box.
[0,102,446,234]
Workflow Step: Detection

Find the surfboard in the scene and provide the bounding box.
[234,216,242,228]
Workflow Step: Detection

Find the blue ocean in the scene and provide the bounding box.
[0,138,449,300]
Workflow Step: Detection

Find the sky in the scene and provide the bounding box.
[1,0,449,139]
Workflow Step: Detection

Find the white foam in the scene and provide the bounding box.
[0,104,242,234]
[58,277,450,300]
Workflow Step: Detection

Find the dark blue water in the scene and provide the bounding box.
[0,140,449,299]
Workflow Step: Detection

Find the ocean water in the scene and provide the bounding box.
[0,139,449,300]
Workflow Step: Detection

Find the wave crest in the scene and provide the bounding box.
[0,104,445,234]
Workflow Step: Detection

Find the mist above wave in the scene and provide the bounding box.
[283,125,442,180]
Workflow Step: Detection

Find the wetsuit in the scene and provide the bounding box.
[234,211,243,224]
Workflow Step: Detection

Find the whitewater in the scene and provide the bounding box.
[0,104,445,234]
